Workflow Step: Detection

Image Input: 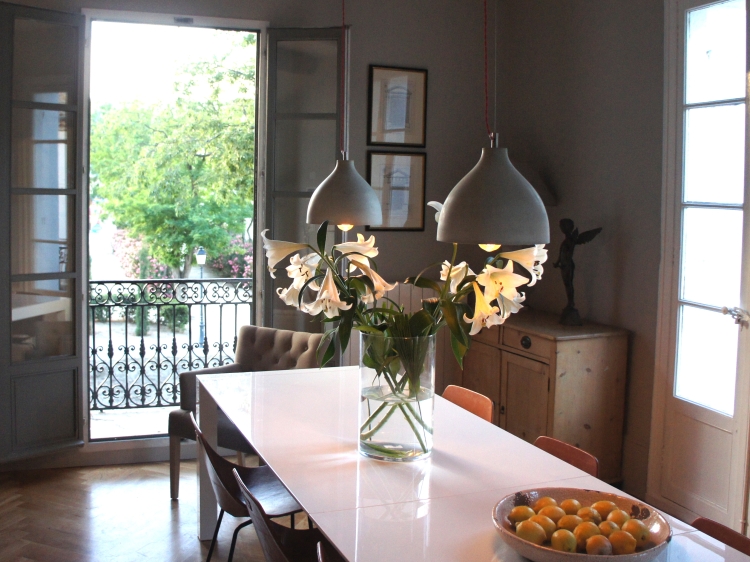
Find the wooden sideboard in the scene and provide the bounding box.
[461,309,628,483]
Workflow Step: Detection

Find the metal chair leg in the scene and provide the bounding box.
[227,518,253,562]
[206,509,225,562]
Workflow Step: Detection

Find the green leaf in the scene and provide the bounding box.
[409,309,435,337]
[353,325,384,335]
[441,300,468,347]
[450,332,468,369]
[297,273,325,307]
[317,221,329,254]
[404,276,442,294]
[320,338,336,367]
[339,309,353,353]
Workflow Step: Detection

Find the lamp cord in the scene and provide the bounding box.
[483,0,492,141]
[494,0,497,134]
[340,0,347,158]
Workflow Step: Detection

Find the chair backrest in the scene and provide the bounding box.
[235,325,323,371]
[534,436,599,477]
[317,541,347,562]
[692,517,750,556]
[442,385,493,423]
[233,468,322,562]
[190,413,248,518]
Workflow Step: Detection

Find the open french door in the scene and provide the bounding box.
[0,2,85,462]
[649,0,750,531]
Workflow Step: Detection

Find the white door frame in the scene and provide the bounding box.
[647,0,750,532]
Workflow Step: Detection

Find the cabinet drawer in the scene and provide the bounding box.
[474,325,501,346]
[502,327,553,361]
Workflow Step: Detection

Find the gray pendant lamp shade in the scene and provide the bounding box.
[307,158,383,226]
[437,147,549,245]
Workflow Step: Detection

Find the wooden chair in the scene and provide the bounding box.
[317,541,347,562]
[533,436,599,477]
[442,385,493,423]
[233,468,325,562]
[169,325,323,498]
[191,414,303,562]
[692,517,750,556]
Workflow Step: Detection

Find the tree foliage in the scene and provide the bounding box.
[90,34,256,277]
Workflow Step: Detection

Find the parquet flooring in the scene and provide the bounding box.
[0,459,298,562]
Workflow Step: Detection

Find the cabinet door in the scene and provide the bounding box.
[462,340,500,423]
[501,351,549,443]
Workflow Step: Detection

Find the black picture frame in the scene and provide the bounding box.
[366,151,426,231]
[367,65,427,148]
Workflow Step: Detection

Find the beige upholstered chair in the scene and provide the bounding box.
[169,325,323,499]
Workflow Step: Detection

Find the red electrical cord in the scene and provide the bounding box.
[340,0,347,156]
[483,0,492,140]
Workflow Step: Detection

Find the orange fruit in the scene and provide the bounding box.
[550,529,577,553]
[509,505,535,525]
[610,530,637,554]
[533,496,558,512]
[560,498,582,515]
[557,514,583,532]
[573,521,601,552]
[599,520,620,537]
[622,518,650,548]
[591,500,618,519]
[529,515,556,540]
[586,534,613,555]
[607,509,631,528]
[577,506,602,525]
[516,519,547,545]
[537,505,566,524]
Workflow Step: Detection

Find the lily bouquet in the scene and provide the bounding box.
[262,221,547,459]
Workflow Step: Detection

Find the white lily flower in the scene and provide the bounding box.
[476,261,529,303]
[276,284,301,308]
[463,282,503,336]
[335,233,379,258]
[286,253,321,290]
[498,245,548,286]
[440,261,475,294]
[427,201,443,223]
[302,268,352,319]
[350,259,397,300]
[496,291,526,318]
[261,229,308,278]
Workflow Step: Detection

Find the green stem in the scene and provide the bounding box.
[403,401,433,434]
[360,442,413,458]
[398,404,428,454]
[359,400,389,432]
[360,404,399,440]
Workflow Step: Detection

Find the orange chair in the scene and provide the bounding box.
[692,517,750,556]
[534,436,599,477]
[442,385,493,423]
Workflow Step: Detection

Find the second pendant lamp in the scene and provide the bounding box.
[306,0,382,231]
[436,0,549,248]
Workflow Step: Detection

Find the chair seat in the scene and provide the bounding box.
[236,464,302,518]
[169,408,256,454]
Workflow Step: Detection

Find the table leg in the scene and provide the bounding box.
[197,380,218,540]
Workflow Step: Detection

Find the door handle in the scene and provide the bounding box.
[722,307,750,330]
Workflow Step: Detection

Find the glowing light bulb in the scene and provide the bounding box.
[337,224,354,232]
[478,244,501,252]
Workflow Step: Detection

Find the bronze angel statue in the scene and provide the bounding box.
[553,218,602,326]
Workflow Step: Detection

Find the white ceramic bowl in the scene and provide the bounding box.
[492,487,672,562]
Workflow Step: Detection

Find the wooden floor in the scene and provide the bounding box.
[0,459,301,562]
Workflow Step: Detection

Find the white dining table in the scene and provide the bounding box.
[197,366,750,561]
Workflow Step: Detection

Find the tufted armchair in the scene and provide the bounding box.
[168,325,323,499]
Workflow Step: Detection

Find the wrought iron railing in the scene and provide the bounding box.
[89,279,253,410]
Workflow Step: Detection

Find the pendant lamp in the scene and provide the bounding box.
[436,0,548,247]
[307,0,382,230]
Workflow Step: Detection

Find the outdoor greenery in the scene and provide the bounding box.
[90,33,257,278]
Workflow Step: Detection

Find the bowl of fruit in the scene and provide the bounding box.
[492,487,671,561]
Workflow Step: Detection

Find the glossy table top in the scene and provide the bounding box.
[197,366,750,562]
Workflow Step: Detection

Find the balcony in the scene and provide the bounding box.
[88,278,252,439]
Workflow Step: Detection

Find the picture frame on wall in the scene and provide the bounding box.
[366,151,426,231]
[367,65,427,147]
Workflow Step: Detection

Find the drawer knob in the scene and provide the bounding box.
[521,335,532,349]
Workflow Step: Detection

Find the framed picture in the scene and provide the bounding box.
[366,152,426,231]
[368,65,427,147]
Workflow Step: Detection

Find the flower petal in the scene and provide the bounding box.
[335,233,378,258]
[261,230,309,276]
[498,245,548,286]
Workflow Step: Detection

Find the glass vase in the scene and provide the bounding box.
[358,332,436,461]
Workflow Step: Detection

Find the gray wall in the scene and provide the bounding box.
[498,0,664,497]
[11,0,665,497]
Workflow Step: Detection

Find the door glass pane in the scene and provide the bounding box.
[11,108,75,189]
[13,18,78,105]
[685,0,746,104]
[684,104,745,204]
[11,194,74,275]
[12,280,74,362]
[675,305,737,415]
[276,40,337,114]
[275,119,337,192]
[680,207,742,307]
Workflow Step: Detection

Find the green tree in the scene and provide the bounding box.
[90,34,256,278]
